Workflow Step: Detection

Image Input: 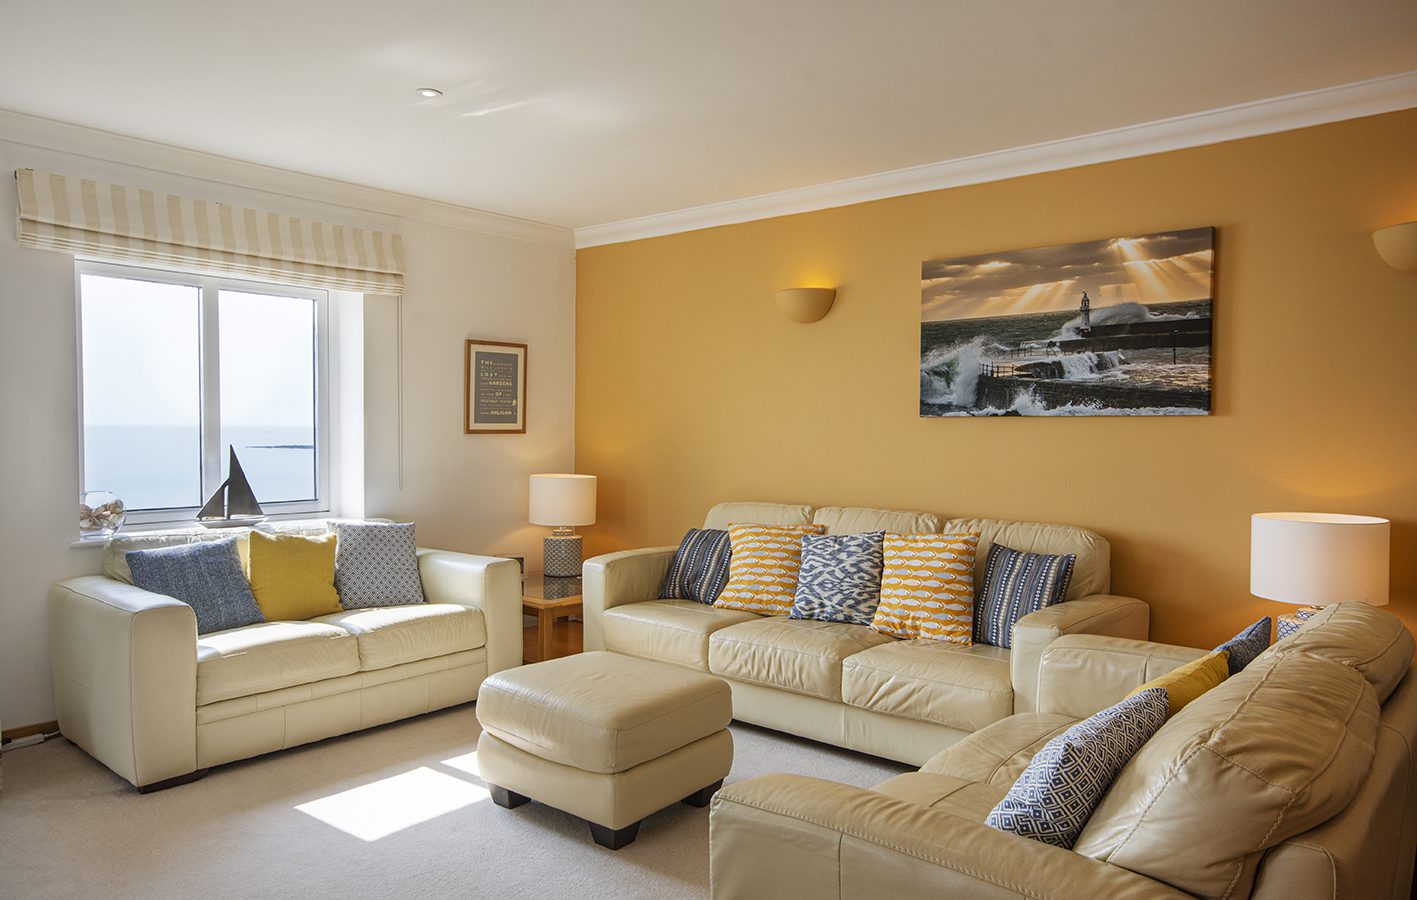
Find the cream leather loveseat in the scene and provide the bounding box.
[710,602,1417,900]
[583,501,1149,765]
[49,529,522,790]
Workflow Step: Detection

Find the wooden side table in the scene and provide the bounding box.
[522,573,583,664]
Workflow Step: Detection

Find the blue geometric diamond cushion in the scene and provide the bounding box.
[659,528,733,604]
[974,544,1076,648]
[986,686,1170,848]
[334,522,425,608]
[1215,616,1272,675]
[126,536,264,635]
[789,531,885,626]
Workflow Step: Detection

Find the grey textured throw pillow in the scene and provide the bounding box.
[126,536,264,634]
[334,522,425,608]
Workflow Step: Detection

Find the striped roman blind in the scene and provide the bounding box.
[15,168,405,295]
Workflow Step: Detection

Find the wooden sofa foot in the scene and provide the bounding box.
[489,784,530,809]
[681,779,724,808]
[589,819,640,850]
[136,769,208,793]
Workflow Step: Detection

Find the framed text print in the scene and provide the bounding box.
[465,340,527,434]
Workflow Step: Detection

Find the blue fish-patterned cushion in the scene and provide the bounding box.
[789,531,885,626]
[986,687,1170,848]
[1215,616,1272,675]
[126,536,264,635]
[974,544,1076,648]
[660,528,733,604]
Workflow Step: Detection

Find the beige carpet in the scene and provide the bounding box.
[0,707,909,899]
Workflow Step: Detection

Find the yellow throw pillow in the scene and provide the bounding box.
[247,530,342,621]
[713,523,827,615]
[870,532,980,643]
[1126,650,1230,717]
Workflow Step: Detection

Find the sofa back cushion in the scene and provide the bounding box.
[105,530,253,584]
[703,501,813,531]
[944,518,1109,600]
[1073,651,1379,899]
[1265,601,1415,703]
[812,506,941,535]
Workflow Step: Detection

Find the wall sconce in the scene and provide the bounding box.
[1373,221,1417,273]
[775,287,837,323]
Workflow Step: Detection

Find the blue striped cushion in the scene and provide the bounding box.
[1215,616,1272,675]
[974,544,1076,648]
[659,528,733,604]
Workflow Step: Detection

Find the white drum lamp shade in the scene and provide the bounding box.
[1250,513,1390,607]
[530,474,596,577]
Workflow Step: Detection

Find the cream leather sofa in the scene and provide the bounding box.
[49,530,522,790]
[584,501,1149,765]
[710,602,1417,900]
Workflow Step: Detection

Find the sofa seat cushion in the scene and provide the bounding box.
[708,618,893,701]
[841,639,1014,732]
[312,604,485,671]
[921,712,1079,787]
[602,600,760,670]
[872,772,1009,822]
[196,621,360,706]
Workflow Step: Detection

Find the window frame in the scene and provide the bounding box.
[75,260,332,526]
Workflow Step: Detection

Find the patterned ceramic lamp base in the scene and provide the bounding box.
[543,534,583,577]
[1277,606,1320,641]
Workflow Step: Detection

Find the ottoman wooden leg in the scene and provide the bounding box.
[489,784,529,809]
[681,779,724,808]
[589,820,641,850]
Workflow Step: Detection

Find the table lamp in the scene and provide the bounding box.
[1251,512,1389,636]
[530,474,597,577]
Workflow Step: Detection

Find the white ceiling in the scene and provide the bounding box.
[1,1,1415,232]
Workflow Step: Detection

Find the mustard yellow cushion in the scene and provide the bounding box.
[1126,649,1230,716]
[247,530,342,621]
[713,523,827,615]
[870,532,980,643]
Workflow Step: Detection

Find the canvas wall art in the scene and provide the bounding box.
[920,228,1214,417]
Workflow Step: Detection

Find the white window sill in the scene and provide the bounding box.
[70,513,365,549]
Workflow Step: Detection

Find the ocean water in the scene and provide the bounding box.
[920,299,1212,416]
[84,425,316,511]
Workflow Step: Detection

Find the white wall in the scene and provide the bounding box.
[0,113,576,729]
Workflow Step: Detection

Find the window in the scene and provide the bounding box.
[78,262,330,522]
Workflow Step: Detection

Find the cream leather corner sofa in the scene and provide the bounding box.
[583,501,1149,765]
[49,530,522,791]
[710,602,1417,900]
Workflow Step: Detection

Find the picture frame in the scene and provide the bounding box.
[464,339,527,434]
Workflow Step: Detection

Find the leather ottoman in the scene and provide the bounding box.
[476,650,733,849]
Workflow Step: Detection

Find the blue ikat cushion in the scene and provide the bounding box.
[1215,616,1272,675]
[789,531,885,626]
[974,544,1076,648]
[660,528,733,604]
[126,536,264,635]
[986,686,1169,848]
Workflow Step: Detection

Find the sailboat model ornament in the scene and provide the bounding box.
[197,446,267,528]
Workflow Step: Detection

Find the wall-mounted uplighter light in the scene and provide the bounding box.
[1373,221,1417,274]
[775,287,837,323]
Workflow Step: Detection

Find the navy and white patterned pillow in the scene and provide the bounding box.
[126,536,264,635]
[660,528,733,604]
[334,522,425,609]
[1215,616,1272,675]
[986,687,1169,848]
[789,531,885,626]
[974,544,1076,648]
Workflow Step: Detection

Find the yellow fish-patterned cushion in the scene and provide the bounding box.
[713,523,827,615]
[870,532,980,643]
[1126,649,1230,716]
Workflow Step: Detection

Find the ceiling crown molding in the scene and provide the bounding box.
[0,107,573,248]
[574,70,1417,249]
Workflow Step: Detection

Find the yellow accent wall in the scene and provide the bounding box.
[575,109,1417,648]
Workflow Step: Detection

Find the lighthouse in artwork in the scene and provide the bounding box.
[1079,291,1092,334]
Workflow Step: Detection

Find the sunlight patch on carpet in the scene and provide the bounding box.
[296,766,489,840]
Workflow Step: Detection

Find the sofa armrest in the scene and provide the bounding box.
[1037,634,1208,719]
[581,547,676,651]
[417,549,523,674]
[48,575,198,789]
[710,774,1189,899]
[1010,594,1149,714]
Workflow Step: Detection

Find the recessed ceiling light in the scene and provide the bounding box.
[415,88,443,99]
